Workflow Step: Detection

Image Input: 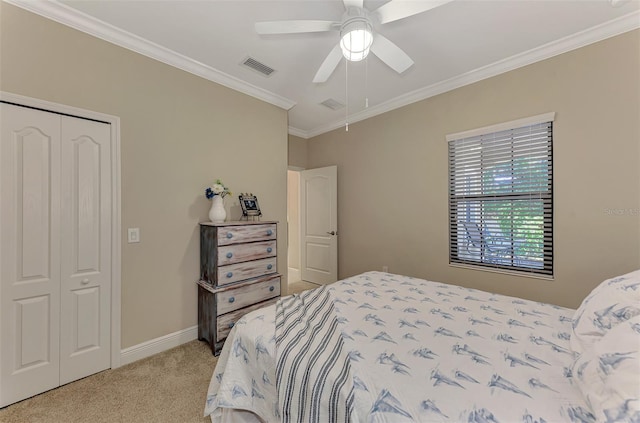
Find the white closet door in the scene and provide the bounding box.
[1,103,113,406]
[0,104,62,406]
[59,116,111,385]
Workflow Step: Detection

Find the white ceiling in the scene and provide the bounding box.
[11,0,640,137]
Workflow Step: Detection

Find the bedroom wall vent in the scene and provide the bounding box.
[320,98,345,111]
[241,57,275,77]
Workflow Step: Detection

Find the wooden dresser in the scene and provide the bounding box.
[197,221,281,355]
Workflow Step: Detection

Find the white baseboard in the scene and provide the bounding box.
[288,267,301,283]
[119,325,198,366]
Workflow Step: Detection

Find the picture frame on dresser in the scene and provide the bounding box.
[239,193,262,218]
[197,221,280,355]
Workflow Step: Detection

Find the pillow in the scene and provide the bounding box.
[570,270,640,355]
[571,315,640,422]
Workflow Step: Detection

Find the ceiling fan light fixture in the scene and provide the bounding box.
[340,18,373,62]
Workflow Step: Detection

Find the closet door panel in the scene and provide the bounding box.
[59,116,112,385]
[0,103,61,407]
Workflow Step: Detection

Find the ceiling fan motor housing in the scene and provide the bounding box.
[340,8,374,61]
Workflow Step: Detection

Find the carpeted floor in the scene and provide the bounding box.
[0,340,218,423]
[287,279,320,294]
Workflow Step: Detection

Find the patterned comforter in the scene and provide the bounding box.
[205,271,593,422]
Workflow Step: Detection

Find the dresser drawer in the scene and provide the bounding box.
[217,224,276,246]
[217,297,278,342]
[217,275,280,315]
[216,257,276,286]
[217,240,276,266]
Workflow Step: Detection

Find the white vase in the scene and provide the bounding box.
[208,195,226,223]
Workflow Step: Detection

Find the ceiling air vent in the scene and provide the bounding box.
[241,57,275,77]
[320,98,345,111]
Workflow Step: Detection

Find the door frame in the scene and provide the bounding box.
[0,91,122,369]
[286,166,304,293]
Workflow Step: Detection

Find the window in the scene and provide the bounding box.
[448,113,554,276]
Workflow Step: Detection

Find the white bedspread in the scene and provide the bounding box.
[205,271,593,422]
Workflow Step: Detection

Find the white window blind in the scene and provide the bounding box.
[448,115,553,276]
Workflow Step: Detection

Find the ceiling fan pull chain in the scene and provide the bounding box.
[365,55,369,109]
[345,58,349,132]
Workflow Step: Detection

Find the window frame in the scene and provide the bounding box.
[447,113,555,278]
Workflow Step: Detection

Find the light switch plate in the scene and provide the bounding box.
[128,228,140,243]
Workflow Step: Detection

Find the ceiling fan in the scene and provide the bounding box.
[255,0,452,83]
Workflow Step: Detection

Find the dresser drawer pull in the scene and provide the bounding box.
[229,297,235,303]
[267,229,273,236]
[228,322,235,329]
[269,286,275,292]
[226,272,233,278]
[267,247,273,253]
[267,264,273,270]
[226,232,233,239]
[226,252,233,258]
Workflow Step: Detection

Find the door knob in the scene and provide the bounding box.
[81,278,90,285]
[326,231,337,236]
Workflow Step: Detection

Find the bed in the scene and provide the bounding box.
[204,270,640,423]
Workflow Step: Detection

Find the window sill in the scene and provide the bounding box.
[449,262,555,281]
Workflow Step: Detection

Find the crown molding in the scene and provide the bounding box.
[4,0,296,111]
[298,10,640,139]
[287,126,309,139]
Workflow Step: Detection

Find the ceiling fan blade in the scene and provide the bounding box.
[255,20,338,35]
[370,33,414,74]
[313,44,344,83]
[343,0,364,9]
[373,0,453,24]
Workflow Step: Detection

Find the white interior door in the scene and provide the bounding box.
[0,104,62,406]
[1,103,112,406]
[300,166,337,285]
[59,116,111,385]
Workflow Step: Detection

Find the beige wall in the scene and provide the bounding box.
[0,4,288,348]
[288,135,308,169]
[307,30,640,309]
